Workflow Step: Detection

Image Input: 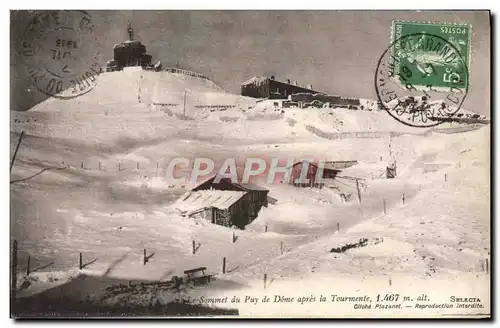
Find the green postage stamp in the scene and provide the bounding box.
[390,21,471,91]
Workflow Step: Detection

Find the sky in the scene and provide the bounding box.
[10,10,490,115]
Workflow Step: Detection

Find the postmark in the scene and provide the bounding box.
[21,11,102,99]
[375,30,469,128]
[391,21,471,90]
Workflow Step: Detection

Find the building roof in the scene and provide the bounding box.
[241,76,320,92]
[191,175,269,192]
[323,162,345,172]
[174,190,247,215]
[290,161,342,172]
[241,76,268,86]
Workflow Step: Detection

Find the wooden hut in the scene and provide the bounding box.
[289,161,342,188]
[174,176,270,229]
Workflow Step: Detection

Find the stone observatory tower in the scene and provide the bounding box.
[106,23,152,71]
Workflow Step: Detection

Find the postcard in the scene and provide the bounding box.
[10,10,490,318]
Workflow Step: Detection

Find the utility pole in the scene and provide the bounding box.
[183,91,187,118]
[356,179,362,204]
[10,131,24,172]
[129,23,133,40]
[11,240,18,302]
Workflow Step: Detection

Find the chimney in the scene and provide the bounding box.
[307,84,313,90]
[270,75,275,80]
[286,79,291,84]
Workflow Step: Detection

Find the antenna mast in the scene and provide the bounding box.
[127,22,133,41]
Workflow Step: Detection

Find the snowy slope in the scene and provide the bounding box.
[10,68,490,316]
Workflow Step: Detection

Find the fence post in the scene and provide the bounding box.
[485,258,489,274]
[445,174,447,182]
[98,162,101,171]
[402,193,405,204]
[11,240,18,301]
[264,273,267,289]
[183,91,187,118]
[10,131,24,172]
[222,257,226,274]
[118,162,121,171]
[232,232,236,243]
[280,241,283,255]
[265,225,268,232]
[79,252,83,270]
[192,240,196,255]
[26,256,30,276]
[81,161,84,170]
[137,161,139,170]
[337,222,340,232]
[356,179,362,204]
[143,249,147,265]
[383,200,387,214]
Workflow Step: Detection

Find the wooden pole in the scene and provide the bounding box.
[10,131,24,172]
[383,200,387,214]
[337,222,340,232]
[356,179,362,204]
[11,240,18,301]
[143,249,147,265]
[445,173,447,182]
[137,161,139,170]
[265,225,268,232]
[232,231,235,243]
[264,274,267,289]
[183,91,187,118]
[402,193,405,204]
[98,162,101,171]
[118,162,121,171]
[485,258,489,274]
[222,257,226,274]
[26,256,30,276]
[81,161,84,170]
[192,240,195,255]
[79,252,83,270]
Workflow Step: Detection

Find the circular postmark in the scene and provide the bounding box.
[375,33,469,128]
[21,11,102,99]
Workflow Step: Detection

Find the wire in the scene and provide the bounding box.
[10,166,66,185]
[333,179,357,189]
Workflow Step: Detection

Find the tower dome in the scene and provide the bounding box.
[106,23,152,71]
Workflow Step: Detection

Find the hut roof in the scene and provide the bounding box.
[191,175,269,192]
[290,160,343,172]
[174,190,247,215]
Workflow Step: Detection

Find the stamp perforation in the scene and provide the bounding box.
[390,20,473,87]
